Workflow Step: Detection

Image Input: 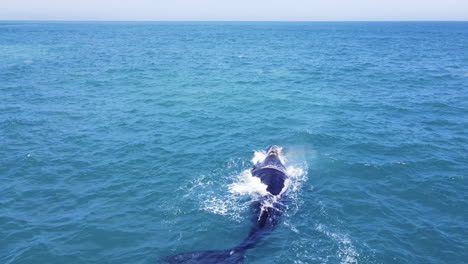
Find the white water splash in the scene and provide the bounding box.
[251,150,267,164]
[196,148,308,221]
[228,169,269,197]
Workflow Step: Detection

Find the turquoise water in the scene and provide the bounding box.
[1,22,467,264]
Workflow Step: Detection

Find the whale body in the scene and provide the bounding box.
[160,145,289,264]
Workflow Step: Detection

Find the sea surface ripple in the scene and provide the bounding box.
[1,22,467,264]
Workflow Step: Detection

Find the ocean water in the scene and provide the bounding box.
[1,21,467,264]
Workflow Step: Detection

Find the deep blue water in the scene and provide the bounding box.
[1,21,467,264]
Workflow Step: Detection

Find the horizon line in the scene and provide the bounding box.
[1,19,468,22]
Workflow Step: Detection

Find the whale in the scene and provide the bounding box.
[160,145,289,264]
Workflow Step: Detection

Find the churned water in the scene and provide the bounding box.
[1,22,467,264]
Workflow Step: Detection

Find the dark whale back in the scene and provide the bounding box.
[160,149,289,264]
[252,168,287,195]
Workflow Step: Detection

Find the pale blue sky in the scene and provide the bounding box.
[2,0,467,21]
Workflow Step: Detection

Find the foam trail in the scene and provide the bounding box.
[316,224,359,264]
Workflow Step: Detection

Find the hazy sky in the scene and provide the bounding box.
[2,0,468,21]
